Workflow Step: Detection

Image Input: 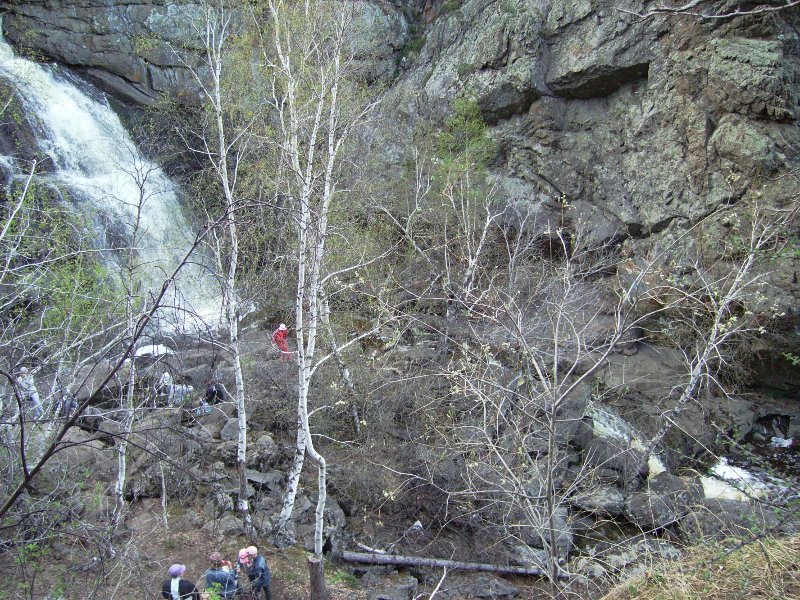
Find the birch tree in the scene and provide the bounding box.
[253,0,381,593]
[626,204,794,486]
[173,0,257,533]
[108,142,166,543]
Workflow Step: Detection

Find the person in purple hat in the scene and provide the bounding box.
[160,563,200,599]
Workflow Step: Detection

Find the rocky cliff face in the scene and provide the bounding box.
[383,0,800,382]
[3,0,797,452]
[389,0,798,252]
[0,0,414,103]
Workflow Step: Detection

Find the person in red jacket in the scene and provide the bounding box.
[272,323,292,362]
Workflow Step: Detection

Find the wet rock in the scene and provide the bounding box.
[583,437,647,487]
[625,473,700,529]
[572,485,626,517]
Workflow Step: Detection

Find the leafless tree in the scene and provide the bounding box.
[617,0,800,20]
[247,1,384,595]
[170,0,257,533]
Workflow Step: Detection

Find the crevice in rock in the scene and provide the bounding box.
[549,63,650,99]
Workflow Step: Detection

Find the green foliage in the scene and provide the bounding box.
[205,582,223,600]
[328,569,359,587]
[132,34,159,58]
[783,352,800,367]
[456,62,473,78]
[436,95,492,170]
[15,542,45,564]
[0,179,121,343]
[403,34,426,58]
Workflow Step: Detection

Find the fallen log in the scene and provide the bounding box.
[340,550,554,577]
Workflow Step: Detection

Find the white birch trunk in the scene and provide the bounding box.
[192,4,252,532]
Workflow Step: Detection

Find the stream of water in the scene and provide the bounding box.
[0,33,220,330]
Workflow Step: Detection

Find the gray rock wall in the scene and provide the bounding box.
[0,0,412,103]
[3,0,798,406]
[384,0,800,358]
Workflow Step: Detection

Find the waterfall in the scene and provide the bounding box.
[0,35,220,330]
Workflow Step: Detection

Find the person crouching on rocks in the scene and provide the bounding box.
[272,323,292,362]
[161,563,200,600]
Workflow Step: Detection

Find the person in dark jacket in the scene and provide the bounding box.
[161,563,200,600]
[204,552,237,599]
[204,380,227,405]
[237,546,272,600]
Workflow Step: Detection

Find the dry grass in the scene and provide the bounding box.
[602,536,800,600]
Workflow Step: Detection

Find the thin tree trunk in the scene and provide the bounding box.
[276,420,306,540]
[159,460,169,530]
[308,556,330,600]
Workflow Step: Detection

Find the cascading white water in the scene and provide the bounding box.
[0,35,220,329]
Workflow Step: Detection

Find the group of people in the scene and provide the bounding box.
[161,546,272,600]
[156,372,230,411]
[11,367,77,422]
[10,322,291,421]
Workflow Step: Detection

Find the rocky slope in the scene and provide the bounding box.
[1,0,799,596]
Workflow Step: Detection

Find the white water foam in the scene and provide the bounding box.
[701,457,769,501]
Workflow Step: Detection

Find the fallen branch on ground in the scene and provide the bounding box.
[340,550,567,578]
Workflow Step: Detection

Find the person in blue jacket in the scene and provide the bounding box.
[237,546,272,600]
[203,552,237,599]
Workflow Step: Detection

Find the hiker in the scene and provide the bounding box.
[272,323,291,362]
[204,552,237,599]
[237,546,272,600]
[157,370,174,402]
[161,564,200,600]
[170,383,194,407]
[55,387,78,419]
[16,367,43,421]
[204,379,227,405]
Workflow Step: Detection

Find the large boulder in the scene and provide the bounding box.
[678,498,782,541]
[583,437,648,487]
[572,485,626,517]
[624,473,701,529]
